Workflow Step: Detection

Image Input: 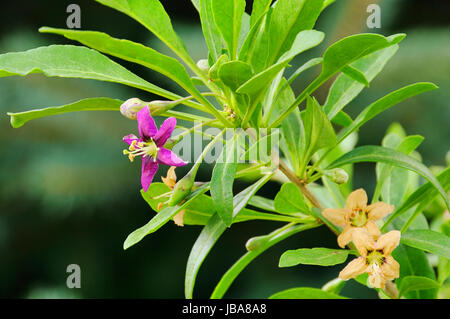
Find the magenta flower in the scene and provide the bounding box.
[123,107,186,191]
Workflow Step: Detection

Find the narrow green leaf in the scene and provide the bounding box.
[199,0,223,62]
[327,145,449,210]
[251,0,324,71]
[374,133,424,205]
[95,0,191,64]
[7,97,122,128]
[0,45,176,98]
[279,248,350,267]
[210,134,240,226]
[271,33,406,128]
[338,83,438,143]
[398,276,440,298]
[302,97,337,160]
[341,65,369,87]
[401,230,450,259]
[211,223,320,299]
[185,174,273,298]
[248,195,276,212]
[286,57,323,87]
[274,183,309,214]
[324,45,398,120]
[239,30,324,125]
[331,111,353,127]
[237,30,324,98]
[211,0,246,59]
[123,184,209,250]
[269,287,347,299]
[39,28,202,102]
[250,0,272,27]
[383,167,450,231]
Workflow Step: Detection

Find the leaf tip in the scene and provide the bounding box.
[7,113,23,128]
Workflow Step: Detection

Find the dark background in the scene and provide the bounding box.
[0,0,449,298]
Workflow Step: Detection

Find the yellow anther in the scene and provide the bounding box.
[123,149,129,155]
[128,154,135,162]
[138,142,145,147]
[129,145,136,151]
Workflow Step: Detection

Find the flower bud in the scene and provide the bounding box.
[245,235,269,252]
[168,173,195,207]
[120,98,146,119]
[148,100,177,116]
[196,59,209,73]
[326,168,349,185]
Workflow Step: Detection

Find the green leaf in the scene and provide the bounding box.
[142,183,301,226]
[274,183,309,214]
[250,0,272,28]
[279,248,351,267]
[341,65,369,87]
[383,167,450,231]
[218,61,253,91]
[96,0,191,65]
[324,45,398,120]
[238,6,269,64]
[272,80,304,173]
[271,33,406,128]
[199,0,223,62]
[185,174,272,298]
[237,30,324,98]
[438,257,450,284]
[374,134,424,206]
[327,145,449,210]
[251,0,324,71]
[39,28,203,104]
[401,230,450,259]
[338,82,438,143]
[211,223,320,299]
[211,0,246,59]
[0,45,176,98]
[300,97,337,171]
[269,287,347,299]
[123,184,209,250]
[398,276,440,298]
[7,97,122,128]
[210,134,239,226]
[393,244,437,299]
[285,57,323,87]
[331,111,353,127]
[247,195,276,212]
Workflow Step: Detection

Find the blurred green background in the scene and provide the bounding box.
[0,0,449,298]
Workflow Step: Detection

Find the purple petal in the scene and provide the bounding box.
[137,107,157,140]
[157,148,187,167]
[141,156,159,192]
[123,134,139,146]
[154,117,176,147]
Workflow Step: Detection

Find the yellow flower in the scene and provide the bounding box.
[339,229,400,289]
[322,189,394,248]
[161,166,177,189]
[160,166,185,227]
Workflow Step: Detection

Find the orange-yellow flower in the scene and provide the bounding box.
[322,189,394,248]
[339,229,400,289]
[160,166,185,227]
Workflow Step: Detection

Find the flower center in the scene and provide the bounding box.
[350,209,368,227]
[123,139,158,162]
[366,249,386,266]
